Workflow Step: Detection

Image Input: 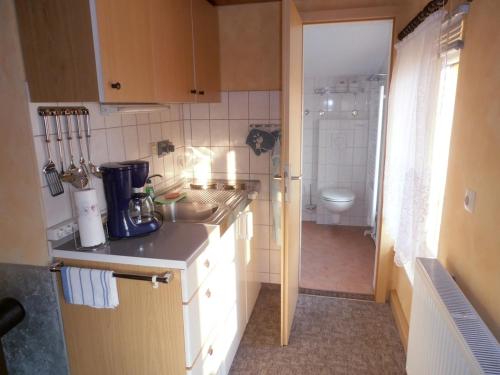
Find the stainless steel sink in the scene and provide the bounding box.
[155,202,221,223]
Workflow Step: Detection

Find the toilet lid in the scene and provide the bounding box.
[321,188,355,202]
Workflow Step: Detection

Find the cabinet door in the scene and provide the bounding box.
[94,0,155,103]
[151,0,196,103]
[192,0,221,103]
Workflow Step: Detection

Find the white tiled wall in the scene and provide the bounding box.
[302,75,383,226]
[183,90,282,284]
[30,102,186,228]
[31,91,282,284]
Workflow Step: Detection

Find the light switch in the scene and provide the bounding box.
[464,189,476,213]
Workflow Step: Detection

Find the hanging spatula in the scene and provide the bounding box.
[41,112,64,196]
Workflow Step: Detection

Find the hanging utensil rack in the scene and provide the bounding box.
[49,261,173,285]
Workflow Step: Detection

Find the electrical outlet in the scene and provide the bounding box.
[47,220,77,241]
[464,189,476,213]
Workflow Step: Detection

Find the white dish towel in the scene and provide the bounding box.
[61,266,119,308]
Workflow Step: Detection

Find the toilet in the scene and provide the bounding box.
[320,188,355,224]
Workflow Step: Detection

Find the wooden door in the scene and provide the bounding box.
[95,0,155,103]
[192,0,221,103]
[280,0,303,346]
[151,0,196,103]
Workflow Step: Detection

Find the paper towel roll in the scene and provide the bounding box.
[74,189,106,247]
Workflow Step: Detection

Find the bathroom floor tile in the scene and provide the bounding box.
[300,222,375,295]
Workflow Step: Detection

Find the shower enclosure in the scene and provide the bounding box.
[301,74,387,236]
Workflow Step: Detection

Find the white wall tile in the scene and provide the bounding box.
[228,91,248,119]
[104,112,121,128]
[106,127,125,161]
[160,108,171,122]
[253,225,270,249]
[190,103,210,119]
[86,102,105,130]
[231,147,249,173]
[249,91,270,119]
[210,120,229,147]
[249,150,270,174]
[191,120,210,146]
[136,113,150,125]
[269,249,281,274]
[90,129,109,165]
[121,114,136,126]
[123,126,139,160]
[255,249,270,273]
[211,146,230,173]
[270,91,281,120]
[149,111,162,124]
[250,174,270,201]
[253,200,270,225]
[229,120,249,147]
[42,187,73,227]
[137,125,151,158]
[269,273,281,284]
[209,91,228,119]
[182,104,191,120]
[150,123,162,142]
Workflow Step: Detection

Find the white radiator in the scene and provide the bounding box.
[407,258,500,375]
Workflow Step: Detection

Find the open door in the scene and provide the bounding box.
[280,0,303,346]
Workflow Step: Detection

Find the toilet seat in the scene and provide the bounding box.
[321,188,355,202]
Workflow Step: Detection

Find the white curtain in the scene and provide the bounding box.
[383,10,446,273]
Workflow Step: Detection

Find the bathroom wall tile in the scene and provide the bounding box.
[249,91,270,119]
[106,127,125,161]
[209,91,229,119]
[191,120,210,146]
[122,126,139,160]
[352,165,366,183]
[190,103,210,119]
[228,91,249,119]
[210,120,229,147]
[229,120,249,147]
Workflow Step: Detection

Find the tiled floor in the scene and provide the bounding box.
[300,222,375,295]
[230,285,406,374]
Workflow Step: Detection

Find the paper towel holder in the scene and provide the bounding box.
[72,220,109,251]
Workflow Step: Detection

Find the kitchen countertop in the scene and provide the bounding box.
[51,222,221,270]
[51,180,259,269]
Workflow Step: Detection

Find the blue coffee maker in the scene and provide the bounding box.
[100,160,160,238]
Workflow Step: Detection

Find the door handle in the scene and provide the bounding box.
[273,175,282,180]
[291,175,302,180]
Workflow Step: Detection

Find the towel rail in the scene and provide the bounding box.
[49,261,173,285]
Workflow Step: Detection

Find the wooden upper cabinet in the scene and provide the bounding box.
[15,0,221,104]
[151,0,196,103]
[192,0,221,103]
[94,0,156,103]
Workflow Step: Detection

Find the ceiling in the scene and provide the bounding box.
[303,20,393,78]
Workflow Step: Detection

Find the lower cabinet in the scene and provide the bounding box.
[56,206,260,375]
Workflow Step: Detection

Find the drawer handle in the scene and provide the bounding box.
[205,289,211,298]
[204,259,210,268]
[198,90,205,95]
[190,89,197,94]
[208,346,214,356]
[110,82,121,90]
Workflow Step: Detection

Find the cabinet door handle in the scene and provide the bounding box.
[291,175,302,180]
[190,89,197,94]
[110,82,121,90]
[198,90,205,95]
[208,346,214,356]
[205,289,211,298]
[204,259,210,268]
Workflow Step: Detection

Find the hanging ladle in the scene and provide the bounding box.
[64,110,88,189]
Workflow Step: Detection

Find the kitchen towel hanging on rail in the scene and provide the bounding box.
[61,266,119,308]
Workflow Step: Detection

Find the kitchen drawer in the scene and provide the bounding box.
[187,302,243,375]
[181,224,236,303]
[183,260,238,367]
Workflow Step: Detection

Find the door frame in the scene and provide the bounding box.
[288,6,398,304]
